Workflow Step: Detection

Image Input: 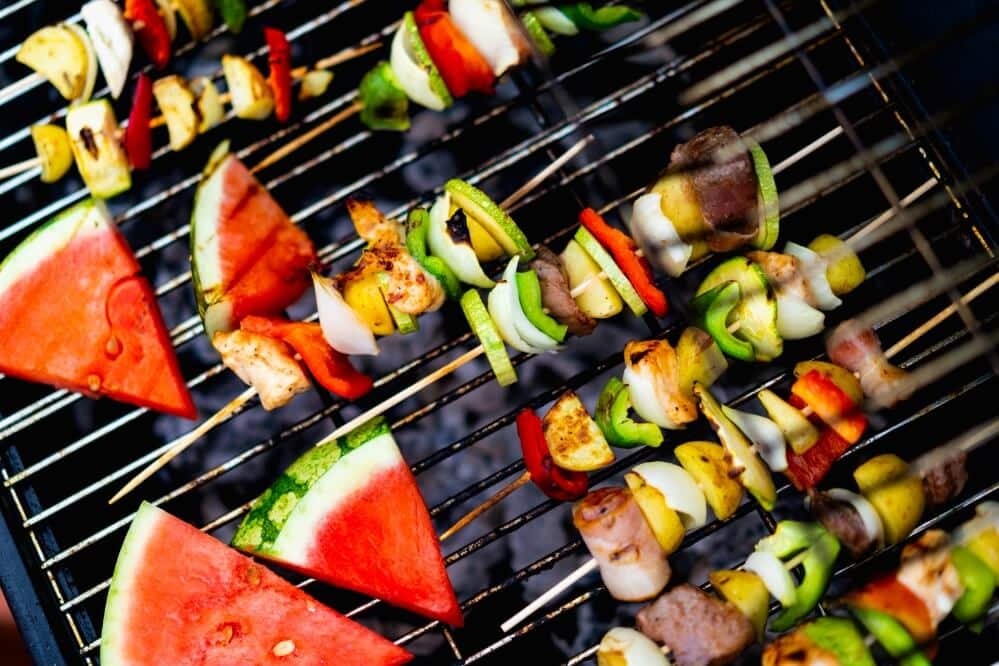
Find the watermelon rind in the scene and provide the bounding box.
[100,502,163,666]
[232,418,391,553]
[189,151,229,333]
[0,198,105,297]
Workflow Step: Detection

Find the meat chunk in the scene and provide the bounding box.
[213,330,311,410]
[826,320,911,408]
[623,339,698,429]
[807,489,876,558]
[636,584,754,666]
[898,530,963,626]
[530,246,596,336]
[919,450,968,508]
[573,487,670,602]
[762,626,840,666]
[346,198,404,246]
[747,250,813,304]
[669,127,758,253]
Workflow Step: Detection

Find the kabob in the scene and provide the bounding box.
[1,0,640,191]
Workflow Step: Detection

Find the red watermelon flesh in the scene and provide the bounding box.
[191,153,315,336]
[101,502,412,666]
[0,200,195,419]
[232,418,463,627]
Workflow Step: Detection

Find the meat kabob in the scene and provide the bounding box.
[499,267,997,631]
[595,493,999,666]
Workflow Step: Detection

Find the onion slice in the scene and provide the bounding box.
[313,272,380,356]
[389,18,448,111]
[503,257,560,352]
[82,0,133,99]
[775,290,825,340]
[744,550,797,607]
[631,461,708,529]
[722,405,788,472]
[629,192,693,278]
[825,488,884,549]
[449,0,530,76]
[784,242,842,310]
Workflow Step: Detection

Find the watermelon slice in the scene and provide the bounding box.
[232,418,463,627]
[102,502,413,666]
[191,150,316,337]
[0,199,196,419]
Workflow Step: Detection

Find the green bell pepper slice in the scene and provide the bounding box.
[515,269,567,342]
[595,377,664,448]
[405,208,462,300]
[691,281,755,362]
[850,606,932,666]
[359,61,410,131]
[951,545,997,627]
[757,521,841,632]
[214,0,247,33]
[802,617,875,666]
[558,3,642,30]
[521,11,556,56]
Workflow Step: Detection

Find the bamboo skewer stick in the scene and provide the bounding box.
[497,272,999,632]
[251,101,363,174]
[0,156,40,179]
[439,471,532,542]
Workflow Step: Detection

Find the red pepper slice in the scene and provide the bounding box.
[847,574,937,648]
[125,73,153,170]
[791,369,867,444]
[240,316,373,400]
[264,27,293,122]
[124,0,171,69]
[577,208,669,317]
[414,1,494,97]
[516,408,588,501]
[783,393,852,490]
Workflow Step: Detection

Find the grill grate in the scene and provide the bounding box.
[0,0,997,663]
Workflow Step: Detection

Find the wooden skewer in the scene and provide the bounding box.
[251,101,363,174]
[439,470,531,542]
[0,155,40,179]
[497,272,999,632]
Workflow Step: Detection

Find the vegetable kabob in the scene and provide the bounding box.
[5,21,376,195]
[499,270,995,630]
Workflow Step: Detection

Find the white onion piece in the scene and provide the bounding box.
[450,0,530,76]
[629,192,693,278]
[775,290,825,340]
[597,628,670,666]
[744,550,797,607]
[622,365,683,430]
[631,462,708,529]
[488,278,547,354]
[389,22,447,111]
[784,242,842,310]
[503,256,560,352]
[826,488,884,550]
[312,272,379,356]
[82,0,133,99]
[722,405,788,472]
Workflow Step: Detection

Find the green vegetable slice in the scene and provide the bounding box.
[534,7,580,35]
[696,256,782,361]
[521,12,556,56]
[405,208,462,300]
[951,545,997,625]
[574,226,647,317]
[746,138,779,250]
[690,282,755,362]
[403,11,452,106]
[445,179,534,260]
[595,377,663,448]
[359,61,410,131]
[214,0,247,33]
[515,269,567,342]
[460,289,517,386]
[377,272,419,334]
[559,3,642,30]
[757,521,839,631]
[802,618,875,666]
[850,606,932,666]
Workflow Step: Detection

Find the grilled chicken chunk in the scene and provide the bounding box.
[898,530,963,627]
[827,320,911,408]
[213,330,311,410]
[573,487,671,602]
[636,584,755,666]
[623,339,699,429]
[747,250,814,305]
[669,126,758,252]
[530,245,596,336]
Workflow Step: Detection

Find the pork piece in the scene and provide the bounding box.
[530,245,596,336]
[898,530,963,626]
[572,487,670,601]
[747,250,814,304]
[807,489,877,558]
[827,320,911,408]
[213,330,311,410]
[920,450,968,507]
[762,627,839,666]
[636,584,755,666]
[669,126,758,252]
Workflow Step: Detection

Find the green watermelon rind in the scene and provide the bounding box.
[100,502,163,666]
[189,152,232,335]
[0,199,106,297]
[232,418,393,554]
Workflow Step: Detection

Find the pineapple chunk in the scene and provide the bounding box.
[153,75,198,151]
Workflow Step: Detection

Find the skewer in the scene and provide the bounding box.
[108,138,591,504]
[439,471,532,542]
[497,271,999,632]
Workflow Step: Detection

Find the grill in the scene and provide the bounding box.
[0,0,997,663]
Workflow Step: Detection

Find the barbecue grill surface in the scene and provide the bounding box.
[0,0,997,664]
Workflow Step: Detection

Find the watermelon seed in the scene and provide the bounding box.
[86,374,102,392]
[273,640,296,657]
[105,335,122,359]
[214,623,235,646]
[245,565,261,587]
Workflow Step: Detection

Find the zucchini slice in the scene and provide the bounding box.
[461,289,517,386]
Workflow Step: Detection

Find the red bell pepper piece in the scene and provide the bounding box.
[577,208,669,317]
[240,316,373,400]
[125,74,153,170]
[847,574,937,648]
[264,27,293,123]
[124,0,171,69]
[791,369,867,444]
[783,393,853,490]
[414,0,495,97]
[516,408,588,501]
